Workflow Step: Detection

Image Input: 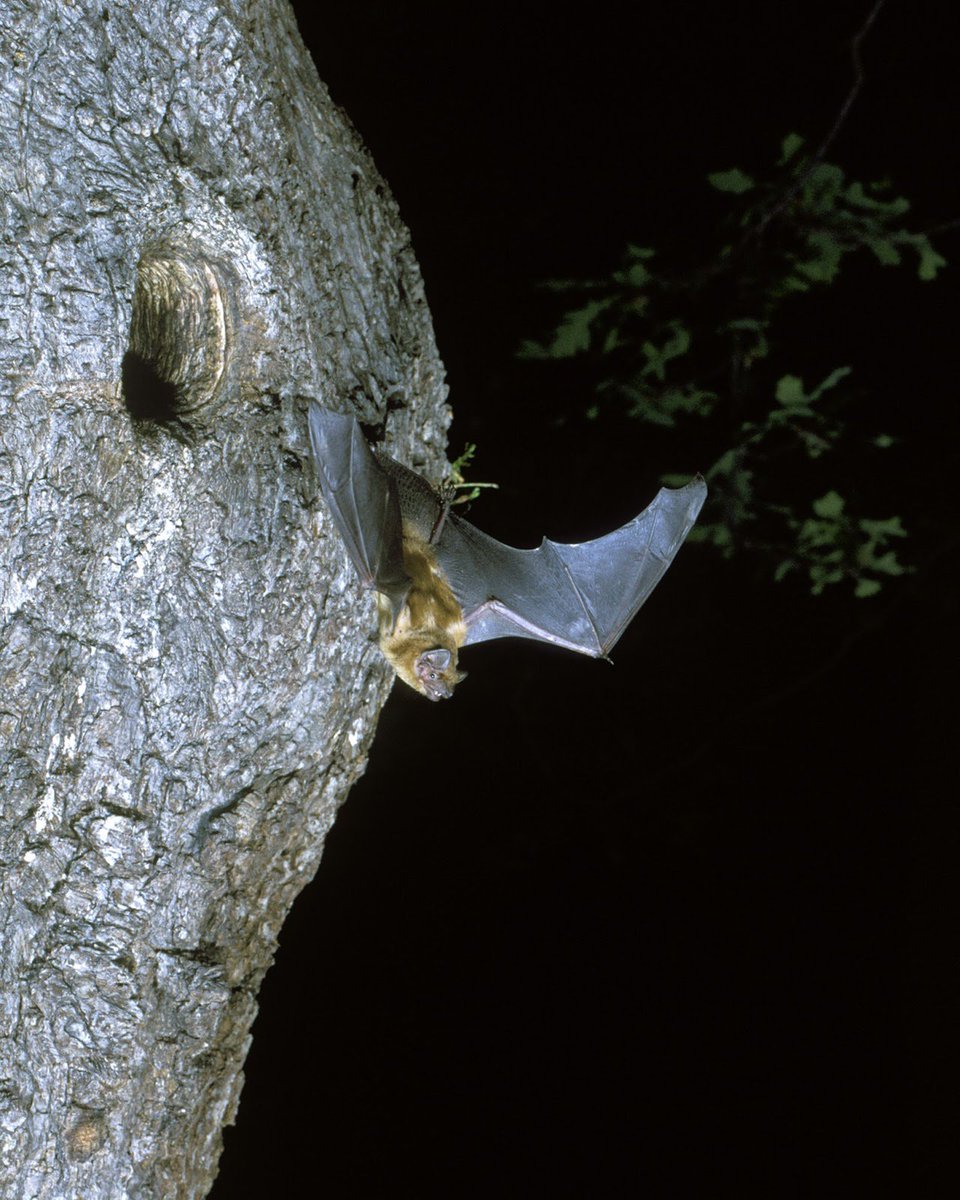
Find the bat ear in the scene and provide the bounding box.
[420,648,452,671]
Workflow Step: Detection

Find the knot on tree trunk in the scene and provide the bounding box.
[124,236,237,423]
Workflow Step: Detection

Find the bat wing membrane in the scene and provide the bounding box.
[438,479,707,657]
[308,404,411,623]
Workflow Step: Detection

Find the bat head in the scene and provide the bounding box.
[379,611,468,701]
[414,647,467,702]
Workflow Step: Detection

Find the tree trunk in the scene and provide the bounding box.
[0,1,447,1194]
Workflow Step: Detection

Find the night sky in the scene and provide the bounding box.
[212,4,957,1195]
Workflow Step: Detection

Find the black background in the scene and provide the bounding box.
[212,4,957,1195]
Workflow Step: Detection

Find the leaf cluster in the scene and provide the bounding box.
[447,442,499,505]
[520,134,945,598]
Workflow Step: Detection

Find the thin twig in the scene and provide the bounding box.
[921,215,960,238]
[755,0,886,237]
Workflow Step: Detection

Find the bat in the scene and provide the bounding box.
[308,403,706,700]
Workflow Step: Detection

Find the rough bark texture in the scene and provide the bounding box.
[0,2,448,1195]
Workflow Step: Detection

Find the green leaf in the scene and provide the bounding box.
[518,295,614,359]
[708,168,755,194]
[812,491,845,519]
[845,181,910,216]
[795,230,843,283]
[809,562,844,593]
[774,559,796,582]
[779,133,805,164]
[859,515,907,539]
[640,322,691,381]
[689,522,733,553]
[601,327,622,354]
[803,162,845,207]
[618,383,676,427]
[873,434,895,448]
[866,236,902,267]
[623,261,652,288]
[731,468,754,502]
[917,240,947,281]
[798,518,836,548]
[775,375,807,406]
[706,449,739,480]
[854,578,883,598]
[870,550,907,576]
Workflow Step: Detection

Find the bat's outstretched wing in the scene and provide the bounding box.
[436,480,707,657]
[308,405,706,661]
[307,403,411,624]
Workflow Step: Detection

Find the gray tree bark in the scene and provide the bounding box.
[0,1,448,1195]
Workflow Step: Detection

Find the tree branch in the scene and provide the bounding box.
[755,0,886,236]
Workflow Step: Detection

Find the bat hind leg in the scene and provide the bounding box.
[429,481,456,545]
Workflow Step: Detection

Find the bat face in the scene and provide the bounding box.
[414,648,465,701]
[308,404,706,700]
